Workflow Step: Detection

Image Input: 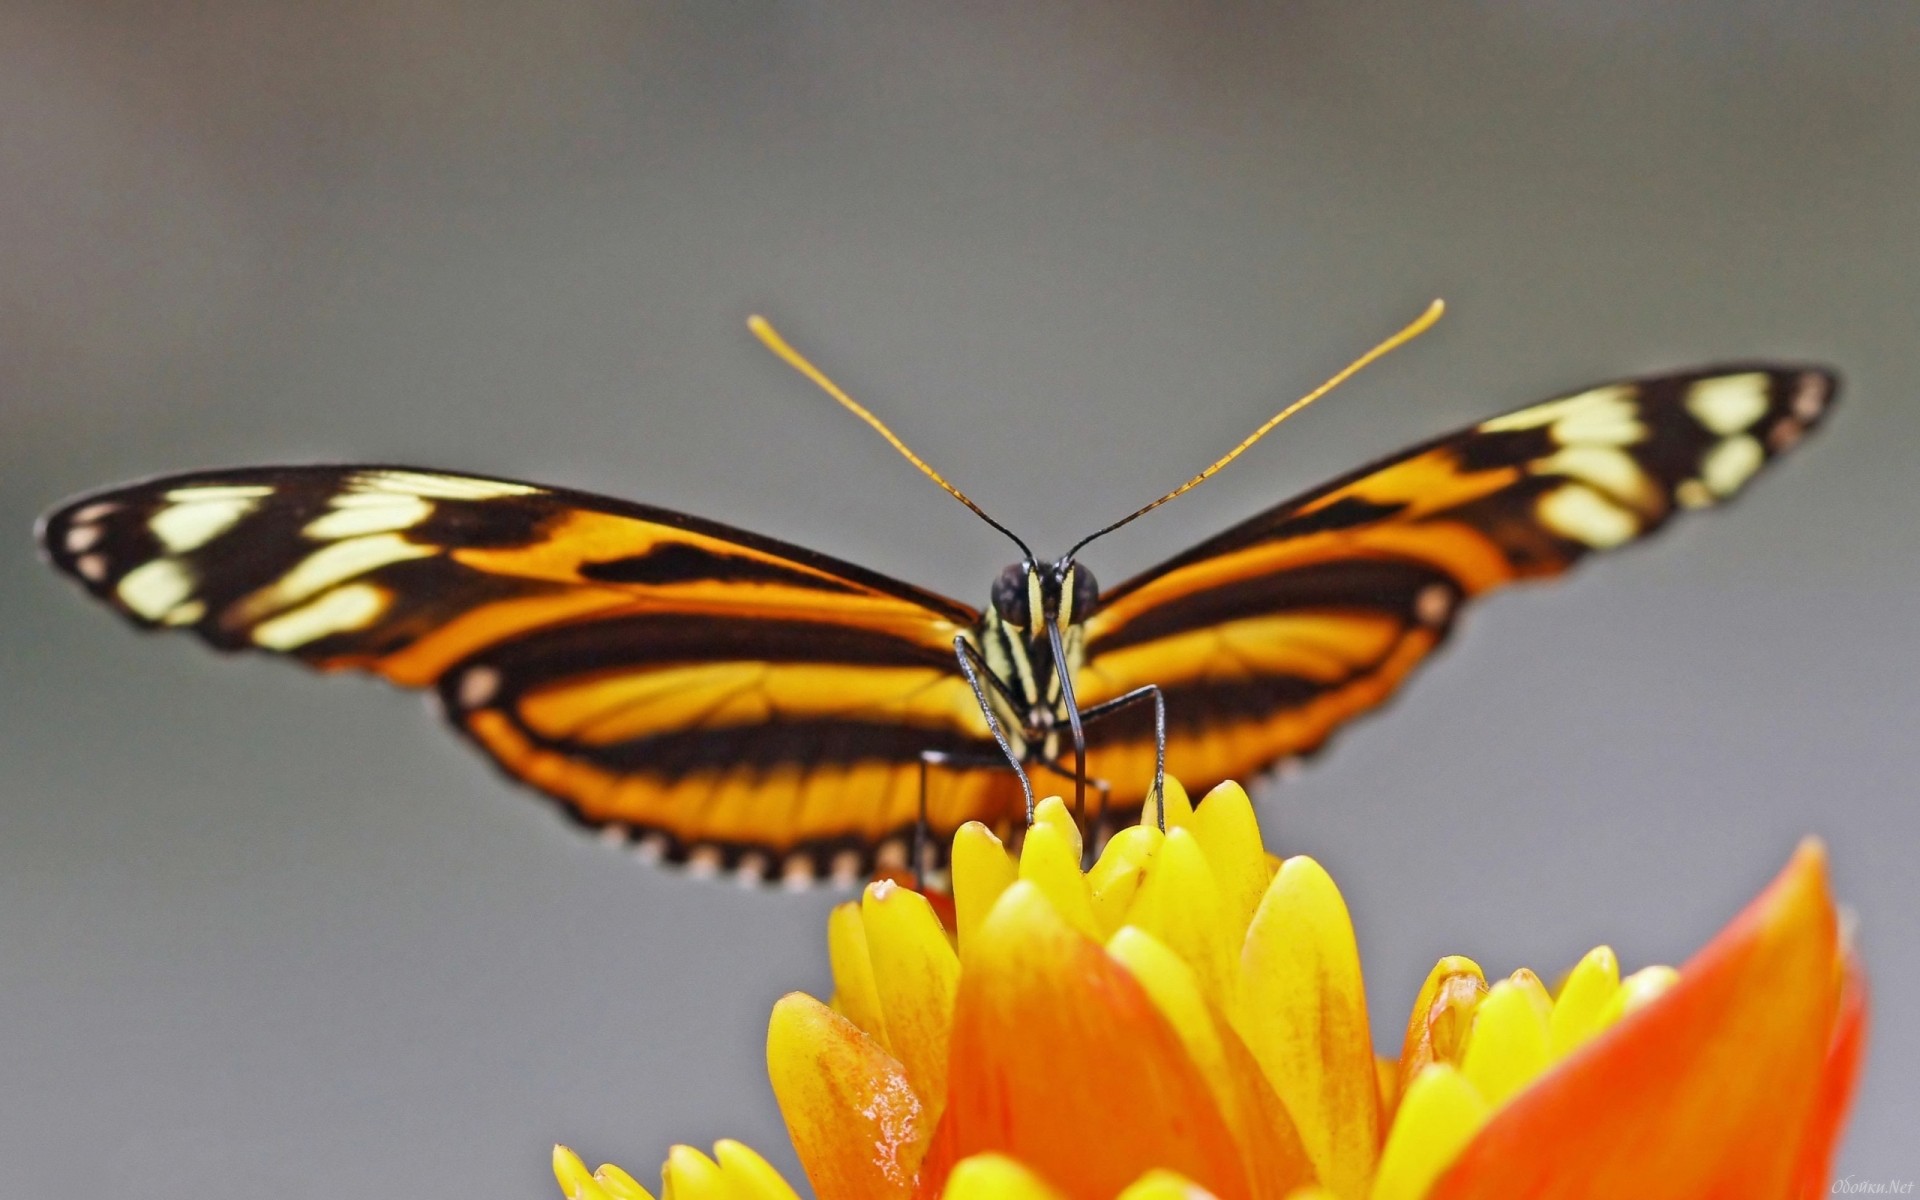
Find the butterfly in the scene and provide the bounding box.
[37,306,1836,887]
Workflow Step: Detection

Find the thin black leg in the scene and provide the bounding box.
[1046,621,1090,830]
[916,748,1014,881]
[1076,684,1167,831]
[951,634,1037,823]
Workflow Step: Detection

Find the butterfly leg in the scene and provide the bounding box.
[914,748,1011,884]
[951,634,1037,823]
[1035,758,1113,868]
[1045,620,1091,837]
[1075,684,1167,832]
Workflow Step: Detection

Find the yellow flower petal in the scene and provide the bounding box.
[712,1141,803,1200]
[766,993,925,1200]
[826,902,889,1049]
[1458,978,1552,1108]
[1601,964,1681,1023]
[1033,794,1084,861]
[1395,957,1486,1097]
[1140,775,1195,831]
[940,1153,1069,1200]
[556,1146,651,1200]
[592,1164,656,1200]
[1087,825,1164,936]
[1546,946,1619,1059]
[1187,781,1272,945]
[1125,827,1238,1010]
[951,821,1018,948]
[1015,801,1100,940]
[1370,1065,1490,1200]
[662,1145,726,1200]
[1237,855,1380,1198]
[1108,927,1313,1199]
[1118,1169,1225,1199]
[1503,969,1552,1023]
[862,879,961,1105]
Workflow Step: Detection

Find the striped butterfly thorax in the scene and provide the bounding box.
[38,307,1836,886]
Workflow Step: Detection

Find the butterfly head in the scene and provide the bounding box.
[992,557,1099,638]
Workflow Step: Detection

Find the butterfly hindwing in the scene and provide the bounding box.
[39,466,1021,882]
[1074,364,1837,793]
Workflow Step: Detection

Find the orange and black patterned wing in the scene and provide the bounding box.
[1075,364,1837,802]
[39,466,1022,883]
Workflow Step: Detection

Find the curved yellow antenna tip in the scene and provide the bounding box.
[748,315,1032,557]
[1069,298,1446,555]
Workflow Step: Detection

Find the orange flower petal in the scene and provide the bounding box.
[1430,838,1843,1199]
[766,993,927,1200]
[1236,856,1381,1198]
[1791,951,1870,1195]
[925,881,1252,1200]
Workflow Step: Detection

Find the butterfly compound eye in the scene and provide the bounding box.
[992,561,1032,627]
[1070,563,1099,620]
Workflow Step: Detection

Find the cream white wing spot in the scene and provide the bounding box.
[64,524,103,553]
[1768,419,1806,454]
[160,599,207,627]
[1537,483,1639,549]
[1700,434,1765,499]
[75,554,109,582]
[149,486,272,554]
[239,532,434,618]
[596,823,631,846]
[685,844,724,878]
[347,470,542,501]
[71,502,121,525]
[117,559,198,621]
[250,582,390,650]
[456,665,502,709]
[1482,385,1643,446]
[634,833,668,863]
[1792,373,1829,421]
[1684,373,1771,435]
[781,853,817,890]
[828,848,863,888]
[1533,444,1659,510]
[1675,479,1716,510]
[1414,582,1454,627]
[303,493,435,540]
[875,838,908,871]
[733,851,769,886]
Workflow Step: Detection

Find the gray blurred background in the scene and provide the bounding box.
[2,3,1913,1195]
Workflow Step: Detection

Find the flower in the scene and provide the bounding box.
[555,780,1866,1200]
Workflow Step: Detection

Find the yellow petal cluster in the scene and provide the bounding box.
[555,780,1862,1200]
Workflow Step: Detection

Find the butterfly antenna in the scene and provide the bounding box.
[750,315,1034,561]
[1066,300,1446,559]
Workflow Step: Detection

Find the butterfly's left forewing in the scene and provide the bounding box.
[1075,365,1837,797]
[40,466,1022,882]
